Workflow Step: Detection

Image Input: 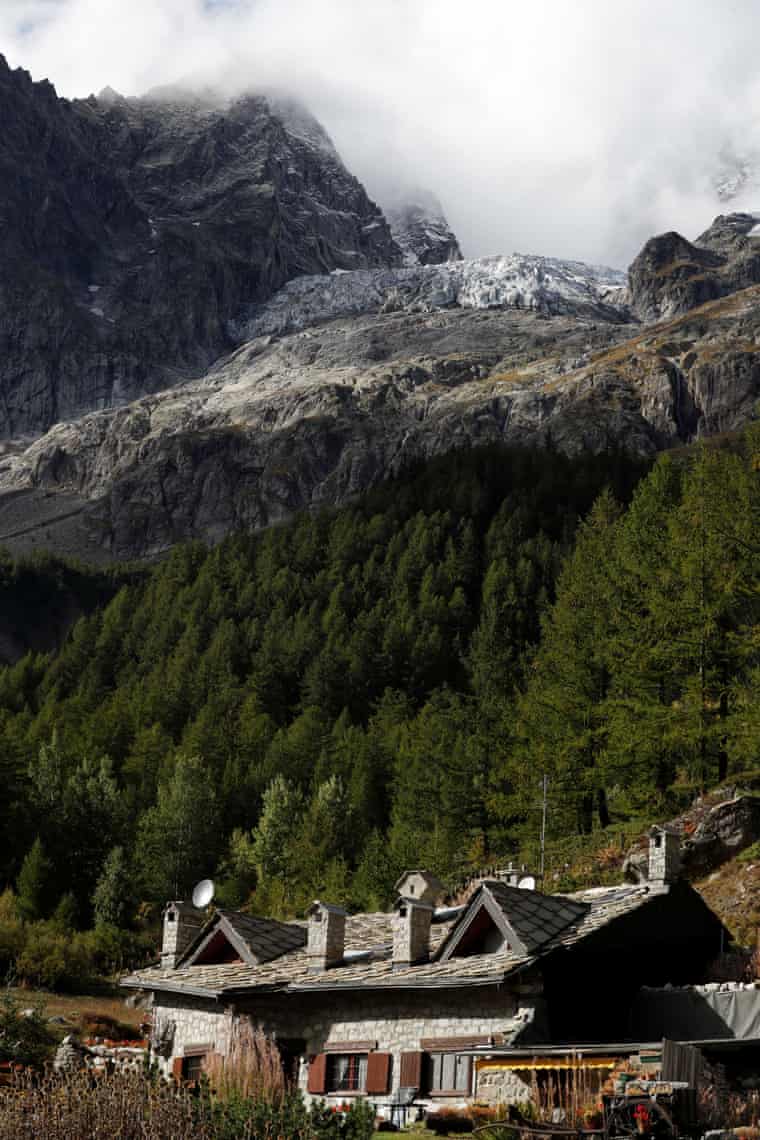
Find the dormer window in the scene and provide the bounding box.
[448,906,506,957]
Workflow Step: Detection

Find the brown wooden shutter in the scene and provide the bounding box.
[365,1052,391,1095]
[399,1051,423,1088]
[171,1057,184,1081]
[307,1053,328,1094]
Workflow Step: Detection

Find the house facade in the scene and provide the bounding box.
[122,829,729,1109]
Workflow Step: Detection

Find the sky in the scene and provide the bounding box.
[2,0,760,267]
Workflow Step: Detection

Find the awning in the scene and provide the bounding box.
[476,1057,621,1072]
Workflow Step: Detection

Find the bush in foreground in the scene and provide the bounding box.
[0,1068,377,1140]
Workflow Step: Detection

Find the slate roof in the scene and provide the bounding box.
[121,882,671,999]
[182,910,306,966]
[476,881,589,953]
[554,883,669,949]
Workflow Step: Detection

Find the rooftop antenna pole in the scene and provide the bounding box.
[539,774,549,882]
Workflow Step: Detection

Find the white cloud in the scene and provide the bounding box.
[2,0,760,266]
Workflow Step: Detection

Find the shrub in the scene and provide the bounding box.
[14,922,93,991]
[427,1109,475,1134]
[0,1068,213,1140]
[0,1063,379,1140]
[204,1019,286,1102]
[0,989,56,1068]
[0,891,24,977]
[308,1099,376,1140]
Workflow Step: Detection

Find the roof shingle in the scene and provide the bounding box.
[122,883,667,998]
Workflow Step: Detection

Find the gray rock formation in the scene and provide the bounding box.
[3,256,759,561]
[623,795,760,884]
[0,58,401,438]
[629,212,760,320]
[2,51,760,565]
[53,1035,87,1073]
[383,189,463,265]
[683,796,760,877]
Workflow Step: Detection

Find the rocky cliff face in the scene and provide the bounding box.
[0,58,401,438]
[4,256,759,561]
[383,189,463,265]
[629,212,760,320]
[2,51,759,564]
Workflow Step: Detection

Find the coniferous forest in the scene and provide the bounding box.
[0,433,759,987]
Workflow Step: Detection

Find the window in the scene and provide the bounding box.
[427,1053,471,1095]
[327,1053,368,1093]
[183,1053,206,1081]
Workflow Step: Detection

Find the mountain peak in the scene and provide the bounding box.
[96,85,124,105]
[382,188,462,266]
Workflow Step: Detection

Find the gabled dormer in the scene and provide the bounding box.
[437,882,588,962]
[178,910,306,968]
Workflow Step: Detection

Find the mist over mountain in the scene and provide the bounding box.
[5,0,760,266]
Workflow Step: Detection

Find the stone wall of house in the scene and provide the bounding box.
[475,1064,533,1105]
[151,993,234,1077]
[153,982,546,1105]
[243,983,546,1103]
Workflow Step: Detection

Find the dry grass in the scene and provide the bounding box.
[697,856,760,946]
[699,1064,760,1132]
[6,988,142,1040]
[0,1069,214,1140]
[527,1060,602,1125]
[204,1019,286,1102]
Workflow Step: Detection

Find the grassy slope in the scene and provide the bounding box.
[6,987,144,1042]
[517,774,760,946]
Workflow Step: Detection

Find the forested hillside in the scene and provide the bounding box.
[0,434,758,986]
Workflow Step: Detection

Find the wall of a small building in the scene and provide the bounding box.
[152,992,233,1077]
[241,984,545,1101]
[152,980,547,1103]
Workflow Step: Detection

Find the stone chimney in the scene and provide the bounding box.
[648,826,681,885]
[307,901,347,973]
[392,897,433,969]
[161,901,205,970]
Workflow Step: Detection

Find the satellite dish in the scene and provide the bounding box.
[192,879,215,908]
[518,875,536,891]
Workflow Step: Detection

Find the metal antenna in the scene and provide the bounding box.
[539,774,549,881]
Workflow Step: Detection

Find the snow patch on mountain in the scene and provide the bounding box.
[713,151,760,205]
[236,255,629,339]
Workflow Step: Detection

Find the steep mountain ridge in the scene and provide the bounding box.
[0,57,401,438]
[629,211,760,320]
[2,55,760,562]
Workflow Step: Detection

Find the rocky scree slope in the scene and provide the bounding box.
[4,212,760,560]
[0,272,751,560]
[0,58,401,438]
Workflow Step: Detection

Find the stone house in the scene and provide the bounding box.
[121,829,728,1108]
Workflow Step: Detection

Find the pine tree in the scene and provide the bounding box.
[516,491,621,835]
[16,838,53,921]
[135,754,222,902]
[92,846,132,928]
[251,776,303,884]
